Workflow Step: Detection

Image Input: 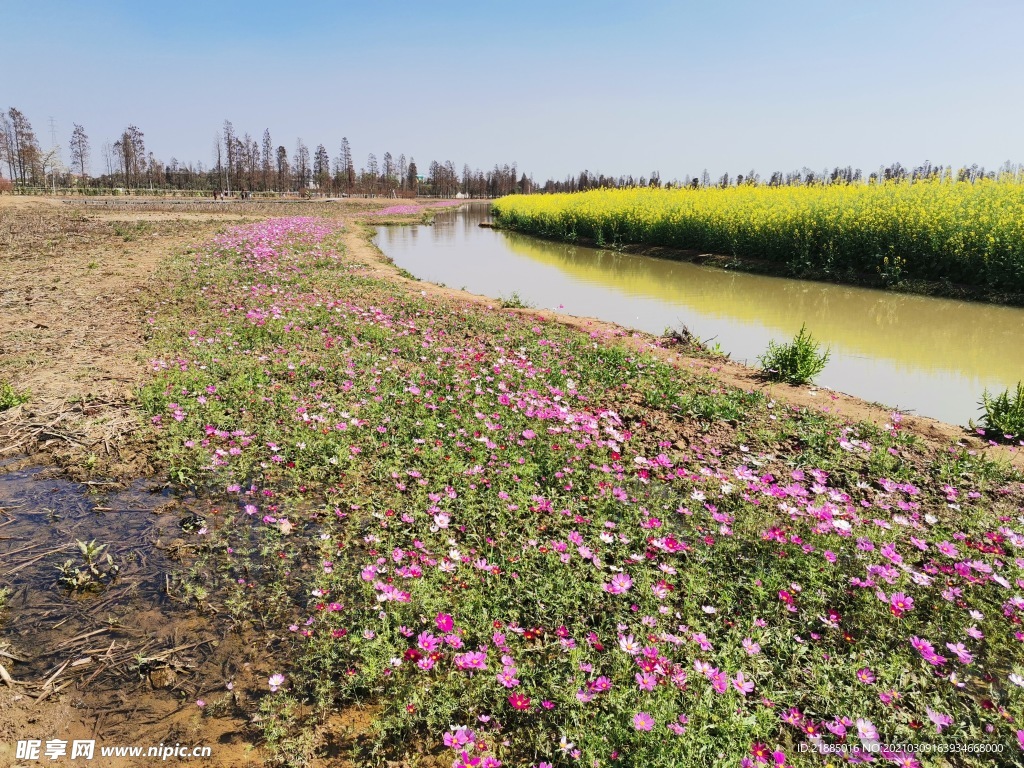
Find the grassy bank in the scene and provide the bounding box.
[142,216,1024,766]
[491,182,1024,301]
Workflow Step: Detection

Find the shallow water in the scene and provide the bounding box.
[375,203,1024,426]
[0,460,209,683]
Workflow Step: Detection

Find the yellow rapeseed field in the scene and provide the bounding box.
[491,180,1024,293]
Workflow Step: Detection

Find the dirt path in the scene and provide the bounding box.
[0,197,242,478]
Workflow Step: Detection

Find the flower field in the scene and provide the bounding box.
[141,217,1024,766]
[491,181,1024,296]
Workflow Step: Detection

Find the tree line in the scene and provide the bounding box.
[2,106,1020,197]
[0,107,530,198]
[536,160,1023,194]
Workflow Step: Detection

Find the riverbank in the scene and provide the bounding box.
[3,200,1023,766]
[487,226,1024,308]
[491,184,1024,307]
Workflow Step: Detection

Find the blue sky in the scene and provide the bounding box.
[5,0,1022,180]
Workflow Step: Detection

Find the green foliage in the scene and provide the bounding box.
[111,220,150,241]
[757,324,830,385]
[0,380,29,411]
[499,291,533,309]
[975,380,1024,440]
[56,539,120,592]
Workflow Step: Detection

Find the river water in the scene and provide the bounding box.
[374,203,1024,426]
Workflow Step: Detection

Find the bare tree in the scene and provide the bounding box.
[339,137,354,193]
[261,129,272,191]
[0,112,14,181]
[69,123,90,179]
[222,120,235,194]
[294,139,310,192]
[6,108,41,185]
[275,145,289,191]
[113,125,145,189]
[314,144,330,192]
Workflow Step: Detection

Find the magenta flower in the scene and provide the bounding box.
[635,671,657,691]
[926,708,952,734]
[732,671,754,695]
[632,711,654,731]
[443,727,476,748]
[856,667,876,684]
[454,651,488,671]
[889,592,914,616]
[508,693,531,710]
[436,612,454,632]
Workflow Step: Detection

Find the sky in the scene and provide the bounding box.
[4,0,1023,182]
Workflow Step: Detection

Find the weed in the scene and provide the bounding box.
[56,539,120,592]
[757,323,830,384]
[973,381,1024,441]
[0,380,29,411]
[112,221,150,241]
[499,291,533,309]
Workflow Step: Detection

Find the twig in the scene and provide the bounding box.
[54,628,109,650]
[2,544,74,576]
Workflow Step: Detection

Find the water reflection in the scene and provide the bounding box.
[375,203,1024,425]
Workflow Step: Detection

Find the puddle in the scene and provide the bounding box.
[0,459,201,681]
[0,459,263,766]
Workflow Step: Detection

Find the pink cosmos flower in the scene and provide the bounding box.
[945,642,974,664]
[436,612,454,632]
[710,670,729,694]
[590,675,612,692]
[856,667,876,684]
[268,673,285,692]
[604,572,633,594]
[889,592,914,616]
[632,711,654,731]
[443,727,476,748]
[635,672,657,691]
[496,666,520,688]
[454,651,487,671]
[927,708,952,734]
[733,671,754,695]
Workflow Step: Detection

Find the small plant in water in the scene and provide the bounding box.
[757,323,829,384]
[974,381,1024,441]
[57,539,120,592]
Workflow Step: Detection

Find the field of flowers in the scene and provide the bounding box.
[490,181,1024,296]
[141,217,1024,766]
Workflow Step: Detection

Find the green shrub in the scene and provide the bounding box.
[757,324,830,385]
[499,291,533,309]
[0,380,29,411]
[975,381,1024,440]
